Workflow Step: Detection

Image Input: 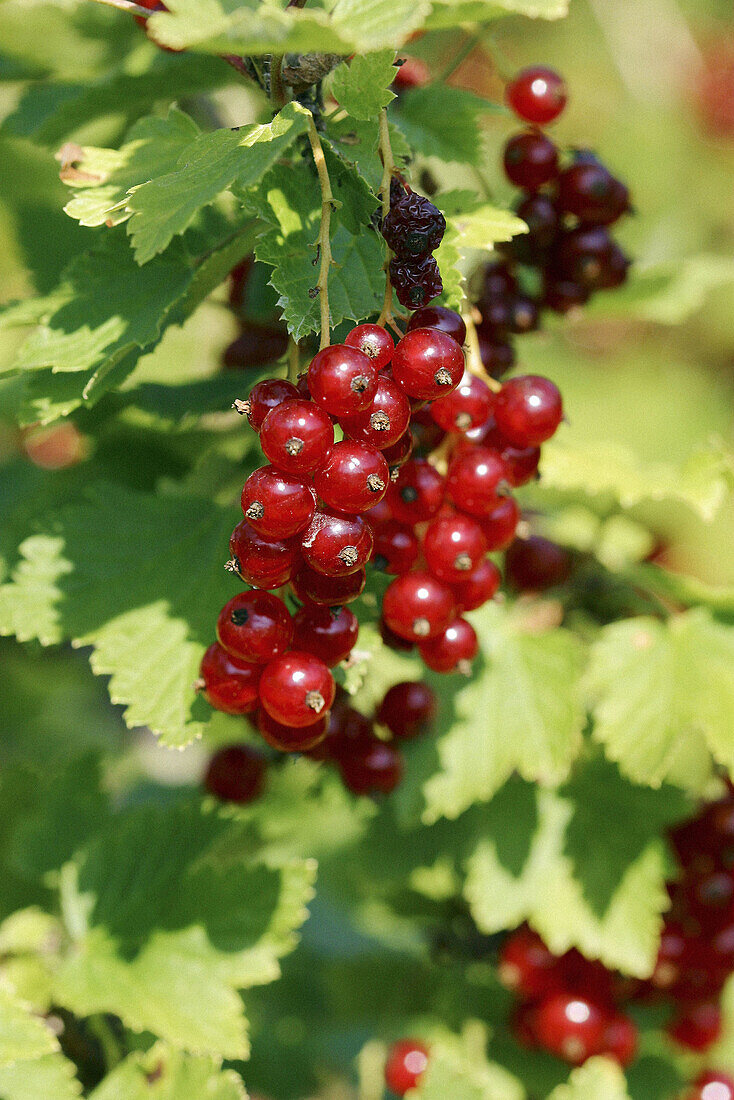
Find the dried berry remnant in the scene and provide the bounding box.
[382,178,446,259]
[389,254,443,309]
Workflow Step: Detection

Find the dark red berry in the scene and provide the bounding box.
[557,160,631,225]
[292,604,359,667]
[479,296,513,337]
[198,643,261,715]
[481,422,541,486]
[344,323,394,372]
[477,334,516,379]
[244,378,299,432]
[382,571,455,642]
[259,650,335,728]
[407,306,466,345]
[498,928,563,1000]
[312,701,374,762]
[260,399,333,475]
[241,465,315,539]
[257,707,329,752]
[555,225,615,290]
[382,185,446,258]
[307,344,378,419]
[503,131,559,191]
[409,405,446,454]
[451,557,501,612]
[380,619,415,652]
[598,243,631,290]
[430,372,494,433]
[372,521,420,574]
[446,446,508,517]
[382,431,414,477]
[516,193,560,250]
[505,535,573,591]
[204,744,267,803]
[419,617,478,673]
[494,375,563,447]
[229,520,300,590]
[314,441,389,513]
[301,511,373,577]
[534,993,608,1065]
[377,681,436,739]
[691,1072,734,1100]
[223,326,288,370]
[339,738,404,796]
[513,1002,540,1049]
[506,66,567,125]
[543,276,590,314]
[340,375,411,451]
[668,1001,722,1052]
[508,294,540,334]
[216,590,293,665]
[482,262,517,301]
[601,1014,637,1068]
[479,495,520,551]
[291,564,366,607]
[424,512,487,584]
[388,458,445,525]
[390,255,443,309]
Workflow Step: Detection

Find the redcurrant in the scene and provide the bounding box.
[259,650,335,728]
[430,372,494,433]
[382,431,414,477]
[372,521,420,574]
[479,495,520,551]
[382,571,456,642]
[419,617,478,673]
[198,643,261,715]
[407,305,466,345]
[557,159,630,225]
[600,1014,637,1068]
[260,399,333,475]
[503,132,559,191]
[344,323,394,372]
[423,512,487,584]
[692,1072,734,1100]
[339,375,411,450]
[339,738,404,796]
[377,681,436,739]
[494,375,563,447]
[243,378,299,432]
[229,520,300,590]
[506,66,567,125]
[533,993,608,1065]
[314,441,389,513]
[498,927,564,1000]
[204,744,267,803]
[451,557,501,612]
[388,458,445,525]
[257,707,329,752]
[216,591,293,665]
[241,465,315,539]
[515,193,560,250]
[301,512,373,576]
[668,1001,722,1052]
[505,535,573,591]
[291,564,366,606]
[292,604,359,667]
[445,446,508,517]
[384,1040,429,1096]
[307,344,378,418]
[391,328,464,400]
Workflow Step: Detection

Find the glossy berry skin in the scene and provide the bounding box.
[505,535,573,592]
[260,399,334,476]
[506,66,567,125]
[388,458,445,525]
[245,378,299,432]
[557,161,630,225]
[503,132,559,192]
[314,441,389,513]
[668,1001,722,1052]
[384,1040,429,1096]
[494,375,563,447]
[229,520,300,590]
[424,512,487,584]
[382,571,456,642]
[446,446,508,517]
[307,344,378,419]
[259,650,335,728]
[482,423,541,487]
[516,193,560,250]
[216,591,293,665]
[692,1072,734,1100]
[479,495,520,551]
[483,262,517,300]
[555,225,614,290]
[377,681,436,739]
[339,738,404,796]
[498,928,563,1000]
[543,276,590,314]
[534,993,608,1065]
[340,375,411,450]
[430,372,494,433]
[291,564,366,607]
[419,617,478,673]
[372,521,420,575]
[390,254,443,310]
[199,643,261,715]
[407,306,466,346]
[204,744,267,803]
[392,328,464,400]
[452,557,501,612]
[601,1014,637,1069]
[292,604,359,667]
[241,465,315,539]
[344,324,394,372]
[257,707,329,752]
[478,334,516,379]
[301,512,373,577]
[383,431,414,475]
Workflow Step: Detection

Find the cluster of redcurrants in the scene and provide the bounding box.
[203,680,436,799]
[476,66,632,381]
[382,177,446,310]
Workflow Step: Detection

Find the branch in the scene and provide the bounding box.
[463,309,501,393]
[306,113,335,350]
[377,108,397,329]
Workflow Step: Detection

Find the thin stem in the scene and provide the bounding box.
[270,55,286,109]
[88,1015,123,1071]
[288,338,301,382]
[377,108,396,328]
[463,310,501,392]
[439,33,480,84]
[87,0,152,14]
[306,113,335,350]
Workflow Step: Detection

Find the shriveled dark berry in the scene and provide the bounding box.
[382,180,446,259]
[390,255,443,309]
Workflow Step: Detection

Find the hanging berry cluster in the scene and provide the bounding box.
[477,66,632,380]
[382,177,446,309]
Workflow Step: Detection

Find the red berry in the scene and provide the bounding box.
[291,564,366,606]
[340,375,411,450]
[198,643,261,715]
[505,536,573,592]
[534,993,608,1065]
[668,1001,722,1052]
[503,131,559,191]
[377,681,436,739]
[382,572,455,642]
[204,744,266,803]
[384,1040,429,1096]
[508,294,540,334]
[482,423,540,486]
[216,590,293,665]
[692,1072,734,1100]
[516,193,560,250]
[498,928,563,1000]
[312,700,374,762]
[419,617,478,673]
[446,447,508,517]
[393,55,430,90]
[555,225,615,290]
[301,511,373,576]
[478,495,520,551]
[391,328,464,400]
[339,738,404,796]
[260,399,333,475]
[557,159,630,226]
[223,326,288,371]
[382,431,414,476]
[478,335,516,379]
[292,604,359,667]
[229,520,300,590]
[494,375,563,447]
[241,465,315,539]
[686,868,734,925]
[506,66,567,125]
[543,276,590,314]
[482,262,517,300]
[430,372,494,434]
[451,557,501,612]
[308,344,378,418]
[600,1014,637,1068]
[257,707,329,752]
[344,323,394,372]
[244,378,299,432]
[314,441,389,513]
[424,512,487,584]
[372,521,420,574]
[407,305,466,345]
[259,651,335,728]
[388,458,445,525]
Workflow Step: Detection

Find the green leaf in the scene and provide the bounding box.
[127,101,310,264]
[395,86,497,165]
[0,482,239,747]
[545,1057,631,1100]
[625,562,734,615]
[0,989,81,1100]
[414,1024,524,1100]
[538,437,733,521]
[0,988,57,1066]
[89,1043,246,1100]
[586,609,734,791]
[330,51,397,120]
[425,0,568,28]
[442,192,528,251]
